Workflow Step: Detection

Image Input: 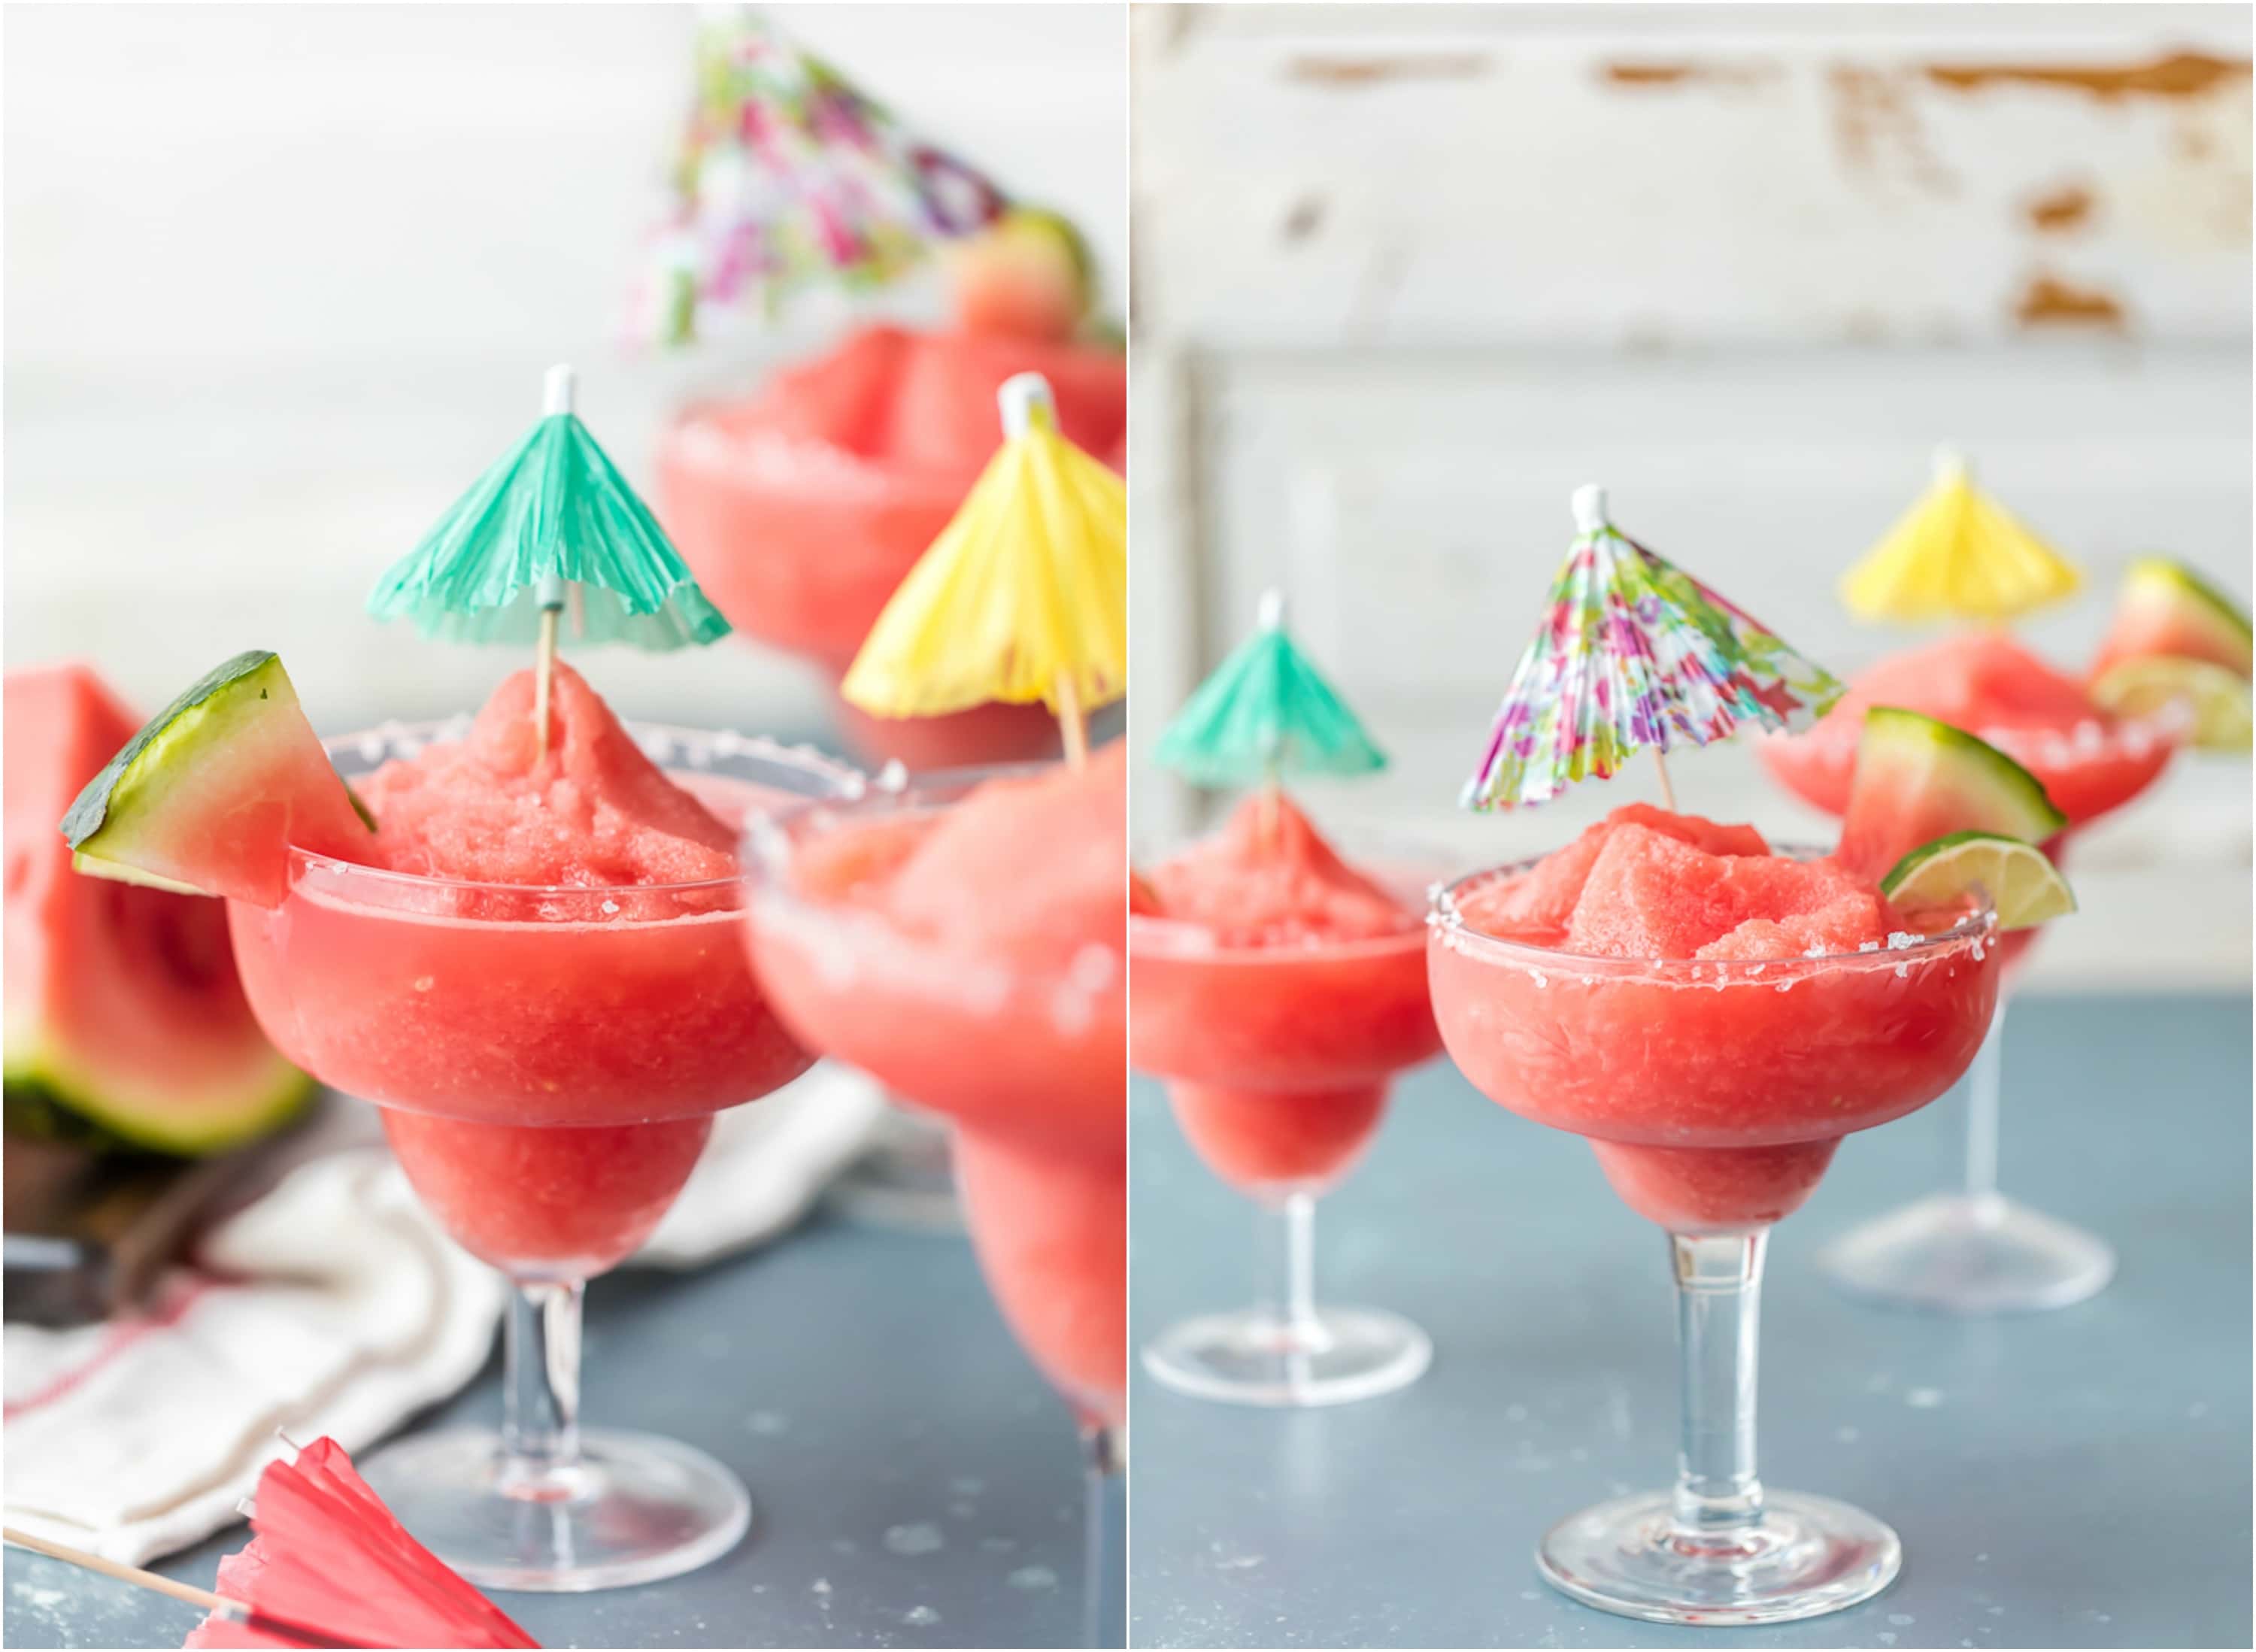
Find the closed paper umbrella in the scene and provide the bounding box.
[367,365,729,752]
[5,1437,538,1650]
[839,371,1126,765]
[1464,485,1844,812]
[1841,450,2082,625]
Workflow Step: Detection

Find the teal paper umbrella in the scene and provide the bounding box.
[1154,590,1387,789]
[368,365,730,744]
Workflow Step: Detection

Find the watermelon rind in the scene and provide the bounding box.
[1880,829,2077,932]
[1862,707,2066,837]
[61,650,370,905]
[3,1033,312,1156]
[2109,557,2253,676]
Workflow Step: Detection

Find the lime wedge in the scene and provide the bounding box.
[1880,830,2076,932]
[2090,654,2253,753]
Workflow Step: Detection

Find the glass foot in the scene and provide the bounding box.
[1818,1192,2115,1314]
[1539,1489,1900,1626]
[825,1102,963,1233]
[1142,1305,1431,1407]
[359,1426,752,1593]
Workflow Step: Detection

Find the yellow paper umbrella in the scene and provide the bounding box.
[840,371,1126,765]
[1840,450,2081,624]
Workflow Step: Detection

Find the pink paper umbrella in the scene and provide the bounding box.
[181,1437,538,1649]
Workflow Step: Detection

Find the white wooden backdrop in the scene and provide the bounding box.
[1130,3,2252,991]
[5,3,1126,735]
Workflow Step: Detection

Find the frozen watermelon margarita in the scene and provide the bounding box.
[62,652,858,1593]
[657,323,1126,772]
[1430,802,2006,1625]
[741,747,1127,1435]
[1130,793,1442,1405]
[1763,629,2182,1314]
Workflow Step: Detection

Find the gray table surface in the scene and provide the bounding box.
[7,1199,1126,1650]
[1130,992,2253,1650]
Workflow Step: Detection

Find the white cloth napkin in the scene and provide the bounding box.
[1,1064,888,1565]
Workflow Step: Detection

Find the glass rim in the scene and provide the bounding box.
[1429,842,2000,975]
[290,717,866,900]
[738,758,1065,892]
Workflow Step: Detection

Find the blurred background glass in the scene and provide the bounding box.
[5,3,1126,742]
[1128,2,2251,992]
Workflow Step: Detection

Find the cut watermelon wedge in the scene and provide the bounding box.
[2091,556,2253,681]
[1836,707,2066,884]
[6,662,311,1153]
[62,652,372,909]
[948,205,1095,344]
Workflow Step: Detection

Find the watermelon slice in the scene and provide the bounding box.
[1835,706,2067,884]
[62,651,372,909]
[948,205,1095,344]
[5,662,311,1153]
[2090,556,2253,681]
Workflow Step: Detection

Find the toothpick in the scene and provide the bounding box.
[1649,745,1678,813]
[1258,765,1281,851]
[4,1527,233,1616]
[4,1526,352,1645]
[1055,671,1088,769]
[535,605,560,759]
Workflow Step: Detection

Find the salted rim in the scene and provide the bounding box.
[287,717,865,899]
[1429,844,1999,975]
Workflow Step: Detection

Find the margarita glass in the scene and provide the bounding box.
[658,326,1125,1227]
[739,758,1126,1641]
[1762,630,2179,1312]
[1429,833,2000,1625]
[1130,804,1443,1406]
[226,717,857,1593]
[656,323,1125,774]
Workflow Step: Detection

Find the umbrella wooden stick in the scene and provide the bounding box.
[1649,745,1678,813]
[532,363,578,761]
[1056,671,1088,768]
[4,1526,366,1647]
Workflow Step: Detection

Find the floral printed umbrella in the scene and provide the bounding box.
[1463,486,1844,811]
[1840,449,2081,624]
[637,7,1007,343]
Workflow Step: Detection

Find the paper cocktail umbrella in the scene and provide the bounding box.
[839,371,1126,765]
[1841,450,2082,624]
[1463,485,1845,812]
[640,6,1008,343]
[6,1437,538,1649]
[1154,589,1386,789]
[368,364,729,750]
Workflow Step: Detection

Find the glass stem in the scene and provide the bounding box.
[1963,999,2008,1208]
[1079,1423,1120,1650]
[1259,1190,1324,1350]
[501,1278,584,1488]
[1669,1231,1766,1543]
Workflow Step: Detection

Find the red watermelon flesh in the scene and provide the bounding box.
[5,662,308,1153]
[2090,557,2254,681]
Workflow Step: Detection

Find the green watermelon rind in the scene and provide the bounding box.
[61,650,370,899]
[2119,558,2254,674]
[2,1035,314,1157]
[1860,706,2068,840]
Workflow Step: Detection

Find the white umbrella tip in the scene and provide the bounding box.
[1571,484,1609,534]
[544,364,577,417]
[998,371,1055,437]
[1257,588,1287,631]
[1932,447,1969,482]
